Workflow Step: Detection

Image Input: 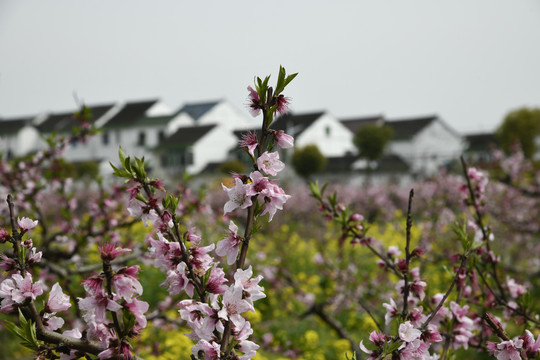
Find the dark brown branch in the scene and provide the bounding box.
[401,189,414,317]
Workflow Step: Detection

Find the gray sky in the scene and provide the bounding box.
[1,0,539,133]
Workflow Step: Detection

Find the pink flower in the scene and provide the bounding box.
[399,321,422,342]
[234,321,259,360]
[506,277,527,299]
[113,270,143,300]
[520,330,540,356]
[273,130,294,149]
[249,172,290,221]
[99,242,131,262]
[399,339,430,360]
[0,228,9,243]
[124,297,149,328]
[387,245,402,258]
[43,314,64,331]
[27,247,42,264]
[222,178,253,215]
[246,86,262,117]
[487,339,523,360]
[47,283,71,313]
[206,267,228,295]
[5,273,44,304]
[239,131,259,158]
[383,299,398,325]
[189,243,215,276]
[257,151,285,176]
[192,339,221,360]
[369,330,387,347]
[162,262,194,298]
[178,299,221,341]
[17,217,38,231]
[216,221,243,265]
[218,284,251,329]
[274,94,290,115]
[234,266,265,308]
[78,292,122,325]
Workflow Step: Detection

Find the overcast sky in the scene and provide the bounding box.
[1,1,539,133]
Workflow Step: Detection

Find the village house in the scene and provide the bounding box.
[384,115,465,176]
[0,116,40,159]
[270,111,357,158]
[2,98,478,182]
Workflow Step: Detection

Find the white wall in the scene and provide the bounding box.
[0,126,41,158]
[167,112,195,135]
[296,113,357,157]
[388,120,464,175]
[187,125,238,174]
[197,101,254,131]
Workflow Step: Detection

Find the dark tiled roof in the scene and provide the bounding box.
[270,111,325,137]
[134,115,175,127]
[0,117,32,135]
[177,101,219,121]
[157,124,216,150]
[232,111,325,140]
[103,100,158,129]
[340,115,384,134]
[36,112,74,133]
[465,132,498,152]
[386,116,437,140]
[37,104,114,133]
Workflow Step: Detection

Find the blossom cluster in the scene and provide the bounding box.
[111,67,297,359]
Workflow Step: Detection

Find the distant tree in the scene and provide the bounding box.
[353,124,394,163]
[292,144,326,179]
[496,107,540,159]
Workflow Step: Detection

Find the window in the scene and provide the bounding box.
[183,148,194,166]
[102,132,109,145]
[325,126,331,137]
[158,130,165,142]
[137,132,146,146]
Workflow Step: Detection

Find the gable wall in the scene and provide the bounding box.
[388,120,464,174]
[188,125,238,174]
[296,113,356,157]
[0,126,41,159]
[167,112,195,135]
[197,101,254,131]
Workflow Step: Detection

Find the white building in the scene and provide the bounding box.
[385,115,465,176]
[156,124,238,175]
[167,99,254,135]
[271,111,357,158]
[0,117,40,159]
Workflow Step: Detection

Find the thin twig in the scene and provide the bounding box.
[421,253,469,330]
[402,189,414,317]
[460,156,506,301]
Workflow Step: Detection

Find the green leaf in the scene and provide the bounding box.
[283,72,298,89]
[274,65,286,95]
[2,319,24,339]
[118,146,127,166]
[386,340,402,354]
[308,180,321,199]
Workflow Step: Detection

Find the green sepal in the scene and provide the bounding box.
[122,310,136,335]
